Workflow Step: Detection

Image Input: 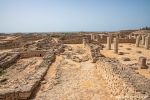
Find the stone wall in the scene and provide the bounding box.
[92,39,136,44]
[96,57,150,99]
[84,42,103,63]
[0,53,19,69]
[58,35,90,44]
[20,50,47,58]
[58,38,82,44]
[0,52,55,100]
[0,41,23,49]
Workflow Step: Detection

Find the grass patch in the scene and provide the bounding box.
[0,70,7,76]
[11,63,17,69]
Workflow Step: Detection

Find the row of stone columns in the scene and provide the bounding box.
[135,35,149,49]
[83,38,89,47]
[107,37,118,53]
[91,34,104,41]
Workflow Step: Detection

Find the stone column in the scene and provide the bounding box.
[100,35,103,39]
[91,34,93,40]
[129,34,131,39]
[139,57,147,69]
[107,37,111,50]
[141,35,145,45]
[145,36,149,49]
[135,35,140,47]
[114,38,118,53]
[96,35,100,42]
[83,38,86,46]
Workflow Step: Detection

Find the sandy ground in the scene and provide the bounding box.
[101,43,150,79]
[33,44,115,100]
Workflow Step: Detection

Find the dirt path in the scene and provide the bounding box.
[33,45,114,100]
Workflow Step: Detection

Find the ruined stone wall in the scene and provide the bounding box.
[84,43,103,63]
[58,38,82,44]
[0,52,55,100]
[20,50,47,58]
[0,41,23,49]
[119,39,136,43]
[91,39,136,44]
[58,35,90,44]
[0,53,19,69]
[96,57,150,99]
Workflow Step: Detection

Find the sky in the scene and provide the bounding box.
[0,0,150,33]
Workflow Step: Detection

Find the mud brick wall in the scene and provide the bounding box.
[0,52,55,100]
[96,57,150,100]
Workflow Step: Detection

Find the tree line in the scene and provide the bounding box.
[140,26,150,30]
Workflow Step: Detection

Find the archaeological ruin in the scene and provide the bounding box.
[0,30,150,100]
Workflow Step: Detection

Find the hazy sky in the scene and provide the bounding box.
[0,0,150,33]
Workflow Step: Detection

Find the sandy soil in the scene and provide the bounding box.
[101,43,150,79]
[33,44,115,100]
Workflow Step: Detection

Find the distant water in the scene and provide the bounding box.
[3,31,116,34]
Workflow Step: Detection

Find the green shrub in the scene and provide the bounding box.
[0,70,7,76]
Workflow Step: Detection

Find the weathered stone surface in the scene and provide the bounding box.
[118,52,124,55]
[96,57,150,99]
[121,57,130,61]
[138,56,148,69]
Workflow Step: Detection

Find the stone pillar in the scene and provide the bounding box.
[96,35,100,42]
[93,34,96,40]
[83,38,86,46]
[91,34,93,40]
[142,35,145,45]
[107,37,111,50]
[135,36,140,47]
[145,36,149,49]
[139,57,147,69]
[100,35,103,39]
[129,34,131,39]
[114,38,118,53]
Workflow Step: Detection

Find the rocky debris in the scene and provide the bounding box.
[97,57,150,99]
[118,52,124,55]
[0,78,7,82]
[136,51,142,53]
[81,56,89,62]
[67,46,72,51]
[72,56,81,62]
[74,46,85,54]
[126,48,131,50]
[121,57,130,61]
[41,81,47,84]
[60,60,68,65]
